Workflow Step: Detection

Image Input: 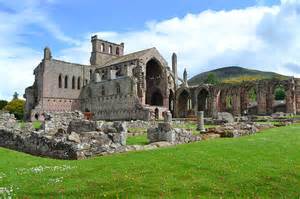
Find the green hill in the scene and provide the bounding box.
[188,66,289,85]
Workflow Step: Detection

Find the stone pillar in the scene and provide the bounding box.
[232,93,241,116]
[266,86,274,115]
[164,111,172,123]
[257,84,267,115]
[286,87,296,114]
[197,111,206,132]
[211,94,218,119]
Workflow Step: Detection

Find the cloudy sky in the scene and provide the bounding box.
[1,0,300,100]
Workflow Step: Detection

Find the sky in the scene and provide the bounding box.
[1,0,300,100]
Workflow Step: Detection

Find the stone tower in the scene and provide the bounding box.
[90,35,124,66]
[172,53,178,88]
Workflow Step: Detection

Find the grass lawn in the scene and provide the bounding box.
[0,124,300,198]
[127,135,149,145]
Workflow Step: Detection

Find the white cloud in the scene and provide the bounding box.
[2,0,300,100]
[0,0,79,100]
[60,0,300,81]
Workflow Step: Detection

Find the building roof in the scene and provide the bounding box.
[100,47,155,67]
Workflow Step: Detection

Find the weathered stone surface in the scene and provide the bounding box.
[0,111,128,160]
[147,123,201,144]
[217,112,234,123]
[68,132,81,143]
[206,122,273,138]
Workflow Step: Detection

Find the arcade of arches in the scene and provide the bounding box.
[174,78,300,118]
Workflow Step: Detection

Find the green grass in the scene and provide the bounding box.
[18,121,42,130]
[127,135,149,145]
[1,124,300,198]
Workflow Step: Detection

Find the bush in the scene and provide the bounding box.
[4,99,25,120]
[0,100,8,110]
[275,86,285,100]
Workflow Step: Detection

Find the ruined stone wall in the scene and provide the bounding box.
[296,78,300,114]
[82,76,151,120]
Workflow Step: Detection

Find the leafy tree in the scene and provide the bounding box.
[248,88,257,102]
[275,86,285,100]
[13,92,19,100]
[0,100,8,110]
[4,99,25,120]
[205,73,219,85]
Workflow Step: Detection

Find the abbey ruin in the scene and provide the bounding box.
[24,35,300,121]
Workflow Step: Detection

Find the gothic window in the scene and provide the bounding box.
[72,76,75,89]
[109,45,112,54]
[90,70,93,80]
[77,77,81,89]
[64,75,68,89]
[116,47,120,55]
[58,74,62,88]
[100,43,105,52]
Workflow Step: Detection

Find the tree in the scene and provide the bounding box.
[4,99,25,120]
[0,100,8,110]
[13,92,19,100]
[275,86,285,100]
[205,73,219,85]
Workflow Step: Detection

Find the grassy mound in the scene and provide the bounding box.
[0,124,300,198]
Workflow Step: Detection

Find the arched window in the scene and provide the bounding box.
[72,76,75,89]
[58,74,62,88]
[109,45,112,54]
[100,43,105,52]
[101,85,105,96]
[90,70,93,80]
[77,77,81,90]
[64,75,68,88]
[116,83,121,94]
[116,47,120,55]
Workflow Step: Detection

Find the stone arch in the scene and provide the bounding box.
[145,58,165,106]
[109,45,112,54]
[197,88,209,115]
[100,43,105,52]
[169,89,175,116]
[72,76,76,89]
[272,84,287,112]
[177,89,190,118]
[64,75,68,89]
[90,70,93,80]
[116,47,120,55]
[151,90,163,106]
[58,74,62,88]
[77,77,81,89]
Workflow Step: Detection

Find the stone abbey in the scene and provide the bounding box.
[24,35,300,121]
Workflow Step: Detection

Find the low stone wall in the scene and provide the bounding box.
[0,111,127,159]
[42,111,84,134]
[147,122,201,144]
[206,122,274,138]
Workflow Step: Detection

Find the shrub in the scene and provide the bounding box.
[4,99,25,120]
[0,100,8,110]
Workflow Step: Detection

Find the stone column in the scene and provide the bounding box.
[164,111,172,123]
[257,84,267,115]
[197,111,206,132]
[232,92,241,116]
[286,87,296,114]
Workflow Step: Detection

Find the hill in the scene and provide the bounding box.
[188,66,289,85]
